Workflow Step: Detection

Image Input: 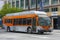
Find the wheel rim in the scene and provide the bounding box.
[28,28,31,33]
[7,27,10,32]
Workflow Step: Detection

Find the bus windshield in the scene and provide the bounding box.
[38,17,51,26]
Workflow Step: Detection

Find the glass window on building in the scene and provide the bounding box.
[20,0,24,8]
[51,0,58,5]
[31,0,35,5]
[44,0,49,6]
[51,7,58,12]
[37,0,42,7]
[44,8,49,12]
[16,0,19,8]
[8,0,12,7]
[8,0,11,4]
[59,0,60,4]
[31,0,36,8]
[37,0,41,4]
[25,0,28,7]
[12,0,15,7]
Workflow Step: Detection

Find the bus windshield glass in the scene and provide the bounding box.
[38,17,51,26]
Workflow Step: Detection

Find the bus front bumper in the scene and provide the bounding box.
[39,27,53,32]
[39,30,52,32]
[38,28,53,32]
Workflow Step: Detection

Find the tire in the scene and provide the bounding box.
[40,32,44,34]
[7,27,10,32]
[38,30,44,34]
[27,28,32,34]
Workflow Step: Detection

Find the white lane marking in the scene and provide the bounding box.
[30,35,49,39]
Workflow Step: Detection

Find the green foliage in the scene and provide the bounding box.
[0,3,23,18]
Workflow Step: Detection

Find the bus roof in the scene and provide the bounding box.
[6,11,47,16]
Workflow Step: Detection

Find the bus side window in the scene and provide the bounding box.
[14,18,23,25]
[14,19,18,25]
[19,18,22,25]
[23,18,26,25]
[27,18,31,25]
[5,19,7,23]
[5,19,12,23]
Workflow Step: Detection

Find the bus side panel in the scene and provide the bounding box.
[3,24,7,30]
[3,24,32,32]
[10,26,32,32]
[2,24,14,31]
[4,23,13,27]
[2,18,7,30]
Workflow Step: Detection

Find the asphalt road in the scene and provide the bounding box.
[0,29,60,40]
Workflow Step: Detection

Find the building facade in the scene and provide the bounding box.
[43,0,60,29]
[0,0,4,10]
[6,0,60,16]
[6,0,40,10]
[43,0,60,17]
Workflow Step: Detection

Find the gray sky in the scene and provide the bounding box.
[0,0,4,10]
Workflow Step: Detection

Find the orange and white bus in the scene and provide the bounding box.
[2,11,53,34]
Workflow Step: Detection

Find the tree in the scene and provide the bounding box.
[0,3,23,18]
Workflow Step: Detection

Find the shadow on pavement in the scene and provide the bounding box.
[0,29,53,35]
[10,31,53,35]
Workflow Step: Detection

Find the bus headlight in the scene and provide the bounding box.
[49,27,53,30]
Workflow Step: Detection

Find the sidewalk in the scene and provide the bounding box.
[53,29,60,33]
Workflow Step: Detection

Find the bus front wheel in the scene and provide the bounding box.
[40,32,44,34]
[7,27,11,32]
[27,27,32,34]
[38,30,44,34]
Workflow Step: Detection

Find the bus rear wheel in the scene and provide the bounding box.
[27,28,32,34]
[7,27,10,32]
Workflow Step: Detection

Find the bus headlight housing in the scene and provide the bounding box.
[49,27,53,31]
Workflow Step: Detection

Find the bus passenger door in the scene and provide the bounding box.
[32,18,36,32]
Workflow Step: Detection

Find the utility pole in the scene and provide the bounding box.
[36,0,38,11]
[28,0,30,11]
